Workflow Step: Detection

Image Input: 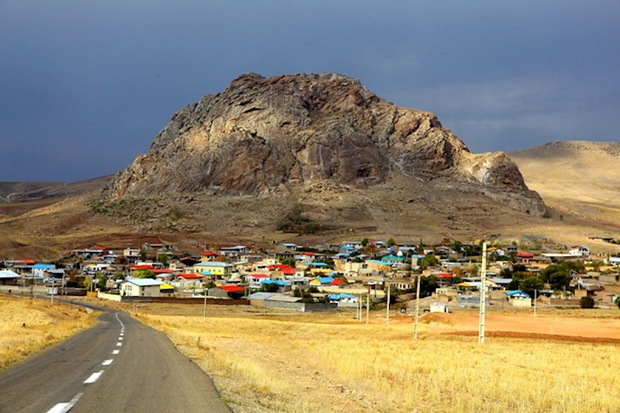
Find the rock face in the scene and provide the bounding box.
[102,73,547,216]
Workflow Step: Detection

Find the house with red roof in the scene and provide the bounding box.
[218,284,246,299]
[200,251,219,261]
[175,273,204,292]
[267,264,297,276]
[329,278,347,287]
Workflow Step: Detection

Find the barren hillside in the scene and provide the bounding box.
[510,141,620,226]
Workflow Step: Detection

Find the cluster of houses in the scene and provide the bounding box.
[2,239,619,311]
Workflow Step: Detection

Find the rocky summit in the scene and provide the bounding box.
[102,72,547,216]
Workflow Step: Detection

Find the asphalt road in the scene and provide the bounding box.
[0,309,231,413]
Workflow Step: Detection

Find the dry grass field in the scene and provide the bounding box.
[121,303,620,413]
[0,295,98,370]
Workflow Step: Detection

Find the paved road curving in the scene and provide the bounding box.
[0,310,231,413]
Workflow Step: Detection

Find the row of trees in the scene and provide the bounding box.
[501,261,584,297]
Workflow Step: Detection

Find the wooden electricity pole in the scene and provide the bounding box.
[478,241,488,344]
[413,271,421,340]
[386,282,391,329]
[366,287,370,324]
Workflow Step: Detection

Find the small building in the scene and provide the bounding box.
[160,283,175,297]
[218,284,246,299]
[328,293,358,307]
[430,302,449,313]
[194,261,233,277]
[0,270,20,285]
[33,263,55,279]
[120,278,163,297]
[570,245,590,257]
[506,290,532,307]
[175,273,204,292]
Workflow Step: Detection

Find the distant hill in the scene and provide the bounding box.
[0,176,112,203]
[509,141,620,227]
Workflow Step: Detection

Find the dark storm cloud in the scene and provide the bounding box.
[1,0,618,181]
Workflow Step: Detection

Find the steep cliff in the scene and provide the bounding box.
[102,72,546,216]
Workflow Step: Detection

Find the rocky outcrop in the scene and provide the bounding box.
[102,72,547,216]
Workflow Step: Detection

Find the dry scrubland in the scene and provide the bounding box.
[130,305,620,413]
[0,295,97,370]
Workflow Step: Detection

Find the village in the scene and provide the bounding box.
[1,237,620,313]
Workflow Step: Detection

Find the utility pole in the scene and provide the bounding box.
[413,271,421,340]
[386,282,391,329]
[478,241,488,344]
[203,284,207,318]
[366,287,370,324]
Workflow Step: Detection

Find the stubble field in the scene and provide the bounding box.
[126,303,620,413]
[0,295,97,370]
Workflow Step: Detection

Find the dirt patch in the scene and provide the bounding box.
[422,312,620,344]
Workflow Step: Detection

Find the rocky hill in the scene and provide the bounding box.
[102,73,546,217]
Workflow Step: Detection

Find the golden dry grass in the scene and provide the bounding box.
[130,305,620,413]
[0,295,98,370]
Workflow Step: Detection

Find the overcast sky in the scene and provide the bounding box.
[1,1,618,182]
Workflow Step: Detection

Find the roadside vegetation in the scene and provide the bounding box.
[0,296,97,370]
[133,305,620,413]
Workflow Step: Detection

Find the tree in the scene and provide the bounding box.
[95,272,108,291]
[280,257,296,267]
[363,244,378,257]
[541,264,572,290]
[507,271,530,290]
[452,241,462,252]
[133,269,155,279]
[615,296,620,309]
[361,238,369,247]
[417,275,439,297]
[387,237,397,247]
[260,282,280,293]
[157,252,169,266]
[519,276,544,297]
[419,255,439,270]
[291,202,304,225]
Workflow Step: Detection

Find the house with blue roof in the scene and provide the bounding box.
[260,279,292,292]
[328,293,357,303]
[32,263,55,280]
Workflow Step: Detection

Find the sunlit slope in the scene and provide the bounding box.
[510,141,620,226]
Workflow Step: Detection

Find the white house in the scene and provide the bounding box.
[120,277,163,297]
[570,245,590,257]
[32,264,55,280]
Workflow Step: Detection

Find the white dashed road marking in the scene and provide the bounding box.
[113,349,120,355]
[116,342,122,347]
[84,371,104,384]
[47,393,83,413]
[102,359,113,366]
